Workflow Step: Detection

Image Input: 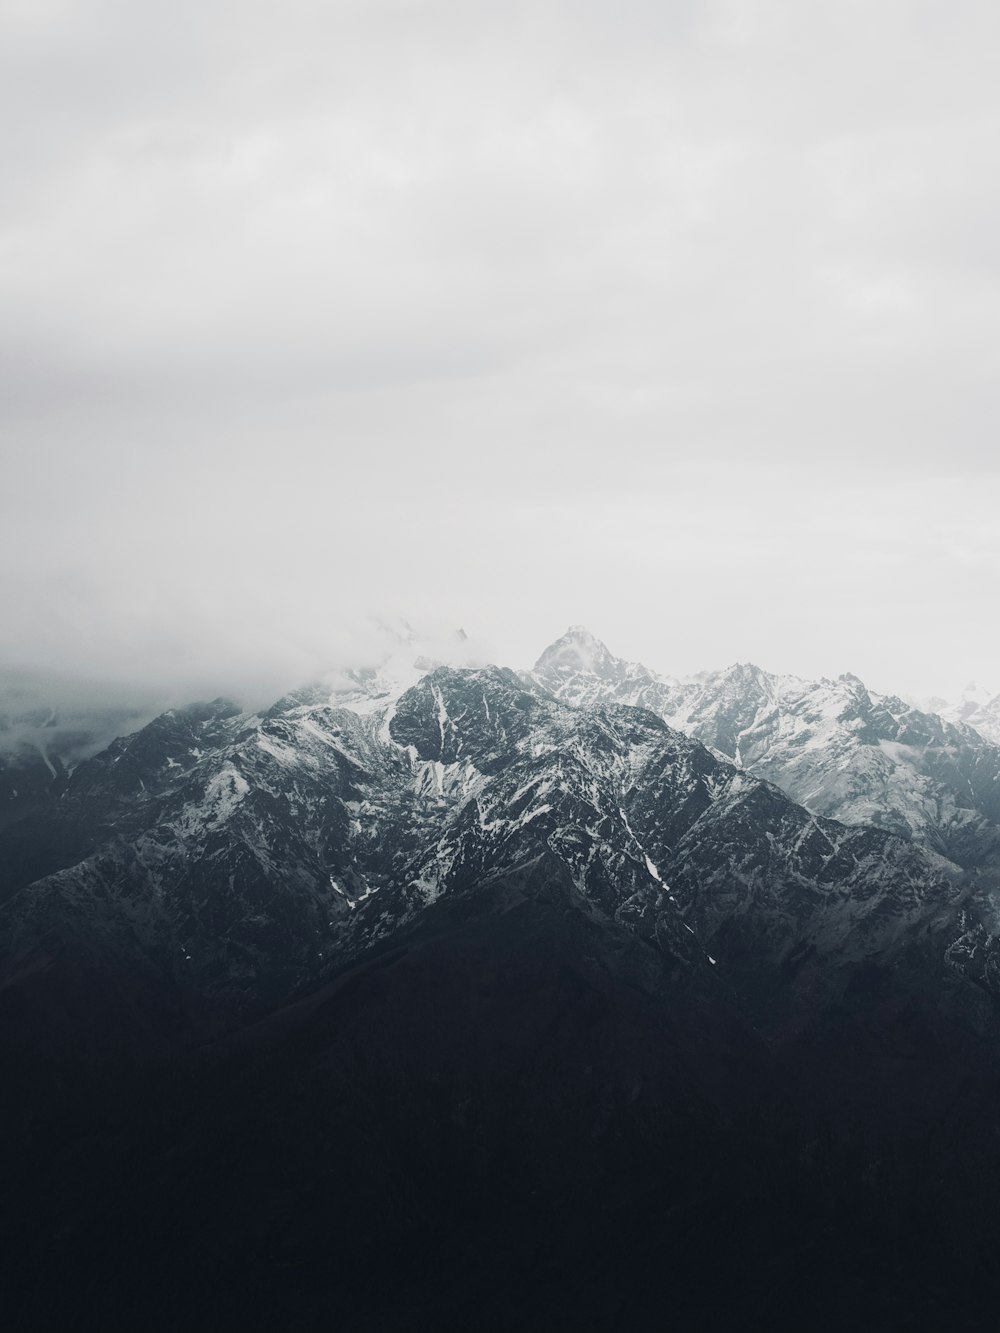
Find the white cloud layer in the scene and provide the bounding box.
[3,0,999,701]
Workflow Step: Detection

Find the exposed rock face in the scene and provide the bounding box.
[0,653,983,1028]
[929,682,1000,748]
[5,640,1000,1332]
[0,690,158,825]
[533,627,1000,873]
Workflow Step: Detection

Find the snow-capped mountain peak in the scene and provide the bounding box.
[531,627,681,714]
[925,682,1000,747]
[533,632,1000,871]
[533,625,620,679]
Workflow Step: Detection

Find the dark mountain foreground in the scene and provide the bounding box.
[3,640,1000,1330]
[5,867,1000,1332]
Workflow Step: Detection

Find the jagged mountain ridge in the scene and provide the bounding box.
[7,636,1000,1332]
[928,682,1000,748]
[0,650,981,1028]
[0,691,158,824]
[533,627,1000,873]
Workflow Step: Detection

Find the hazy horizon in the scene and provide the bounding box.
[1,618,994,740]
[4,1,999,703]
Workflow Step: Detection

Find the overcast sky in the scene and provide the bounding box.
[3,0,1000,704]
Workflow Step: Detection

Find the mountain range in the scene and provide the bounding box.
[4,629,1000,1331]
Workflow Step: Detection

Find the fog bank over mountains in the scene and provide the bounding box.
[4,1,1000,705]
[3,624,998,797]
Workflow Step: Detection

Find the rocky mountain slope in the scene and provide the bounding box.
[5,639,1000,1331]
[927,681,1000,748]
[0,655,984,1028]
[0,688,157,829]
[533,627,1000,874]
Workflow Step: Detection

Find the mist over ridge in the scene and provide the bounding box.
[3,1,999,709]
[5,4,1000,1328]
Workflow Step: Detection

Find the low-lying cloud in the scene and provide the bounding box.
[4,0,999,706]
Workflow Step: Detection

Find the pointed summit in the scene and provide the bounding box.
[533,626,620,680]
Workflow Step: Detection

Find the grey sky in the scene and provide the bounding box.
[3,0,999,702]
